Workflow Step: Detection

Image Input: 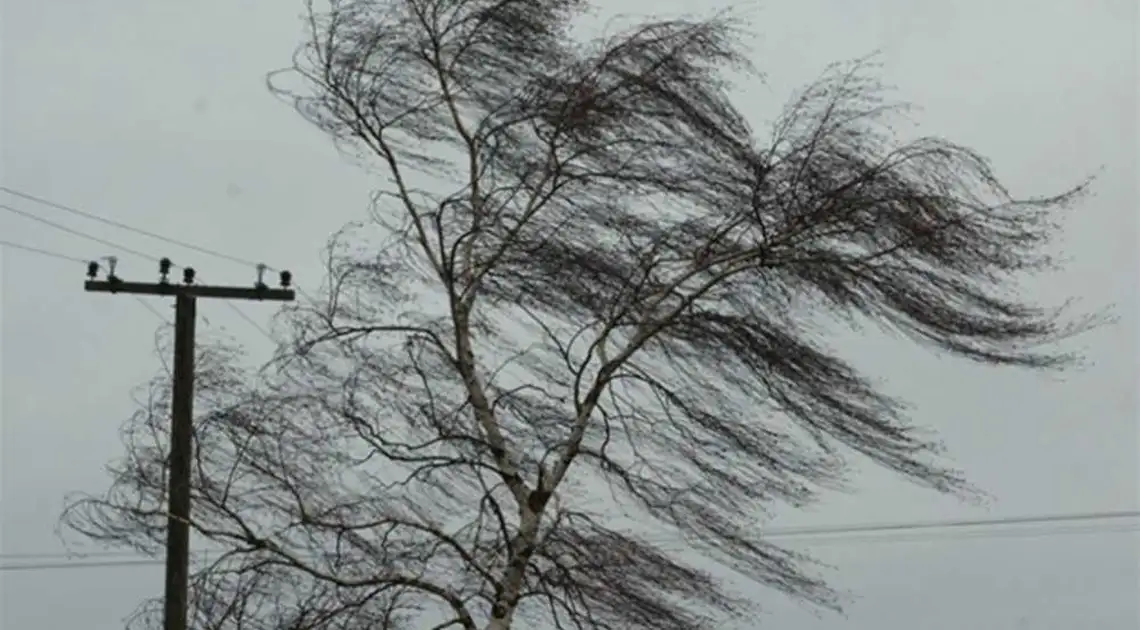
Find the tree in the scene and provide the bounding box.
[63,1,1097,629]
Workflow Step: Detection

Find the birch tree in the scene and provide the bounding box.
[64,1,1095,629]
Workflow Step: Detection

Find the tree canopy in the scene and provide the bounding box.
[64,2,1095,629]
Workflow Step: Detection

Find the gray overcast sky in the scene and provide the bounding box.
[1,0,1136,628]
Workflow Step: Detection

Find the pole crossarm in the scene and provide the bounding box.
[85,280,294,301]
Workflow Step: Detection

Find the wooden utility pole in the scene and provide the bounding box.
[84,256,294,630]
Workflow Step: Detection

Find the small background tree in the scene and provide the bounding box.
[63,1,1096,629]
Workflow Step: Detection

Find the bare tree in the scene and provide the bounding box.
[63,1,1098,629]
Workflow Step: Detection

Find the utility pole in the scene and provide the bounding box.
[84,256,294,630]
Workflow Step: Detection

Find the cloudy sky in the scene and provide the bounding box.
[1,0,1136,628]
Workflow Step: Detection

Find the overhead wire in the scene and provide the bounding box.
[732,508,1140,538]
[0,239,91,264]
[0,238,171,324]
[2,510,1136,572]
[186,269,275,339]
[2,524,1136,572]
[2,185,322,338]
[0,195,282,342]
[0,558,165,572]
[0,185,317,300]
[0,186,264,269]
[132,295,173,324]
[1,203,169,263]
[794,522,1139,548]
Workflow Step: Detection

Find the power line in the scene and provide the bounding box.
[0,558,164,572]
[749,508,1140,538]
[792,522,1139,548]
[1,203,166,264]
[134,296,174,324]
[2,524,1135,572]
[0,239,90,264]
[1,202,277,342]
[4,510,1136,571]
[224,301,273,339]
[0,549,219,561]
[198,273,274,339]
[1,186,264,269]
[0,238,172,324]
[1,186,318,304]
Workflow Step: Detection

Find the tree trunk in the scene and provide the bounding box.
[484,505,541,630]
